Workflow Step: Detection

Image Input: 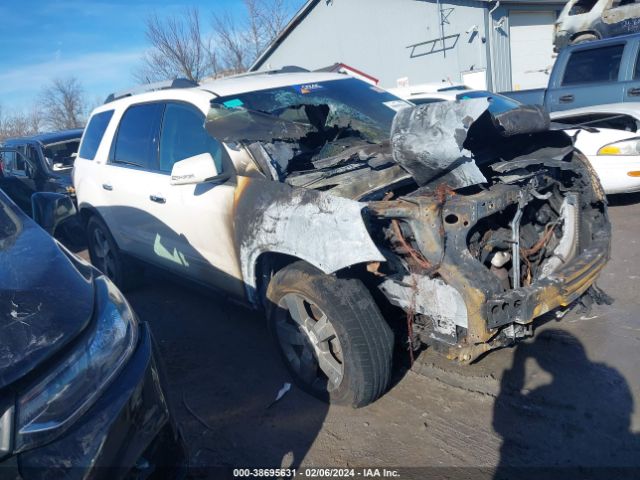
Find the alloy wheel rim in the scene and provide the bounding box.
[276,293,344,392]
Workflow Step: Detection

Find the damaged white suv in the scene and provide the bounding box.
[73,70,611,407]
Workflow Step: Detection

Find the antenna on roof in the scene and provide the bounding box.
[104,78,198,104]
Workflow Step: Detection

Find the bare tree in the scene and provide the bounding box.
[0,103,43,141]
[248,0,292,53]
[39,77,86,130]
[135,1,294,83]
[0,112,32,141]
[213,0,292,74]
[212,11,251,74]
[135,7,218,83]
[27,105,44,135]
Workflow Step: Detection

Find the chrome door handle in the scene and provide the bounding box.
[628,88,640,97]
[149,195,166,204]
[102,183,113,191]
[559,94,574,103]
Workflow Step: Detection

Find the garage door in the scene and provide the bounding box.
[509,11,557,90]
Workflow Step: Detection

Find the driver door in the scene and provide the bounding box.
[151,101,244,298]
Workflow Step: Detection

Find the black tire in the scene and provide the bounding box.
[266,261,394,407]
[571,33,598,45]
[86,215,143,291]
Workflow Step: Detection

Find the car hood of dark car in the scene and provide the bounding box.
[0,204,94,389]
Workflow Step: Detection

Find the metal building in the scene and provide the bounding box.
[250,0,567,92]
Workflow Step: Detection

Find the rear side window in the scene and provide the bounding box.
[112,103,164,170]
[1,151,16,172]
[610,0,639,8]
[568,0,597,15]
[4,150,28,174]
[562,45,624,85]
[79,110,113,160]
[159,102,223,173]
[634,49,640,79]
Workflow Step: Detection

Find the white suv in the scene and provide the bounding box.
[74,70,610,407]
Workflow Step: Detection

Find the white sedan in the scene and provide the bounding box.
[390,87,640,195]
[551,104,640,195]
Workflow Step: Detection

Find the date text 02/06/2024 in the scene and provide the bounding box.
[232,468,401,478]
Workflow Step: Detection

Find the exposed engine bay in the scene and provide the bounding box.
[207,86,610,363]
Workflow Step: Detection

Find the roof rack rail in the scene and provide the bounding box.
[210,65,310,82]
[268,65,309,74]
[104,78,198,104]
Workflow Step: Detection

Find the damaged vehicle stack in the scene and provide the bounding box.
[69,70,610,408]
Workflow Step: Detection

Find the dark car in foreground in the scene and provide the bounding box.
[0,190,185,478]
[0,129,82,215]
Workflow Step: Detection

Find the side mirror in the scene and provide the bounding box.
[31,192,77,236]
[170,152,221,186]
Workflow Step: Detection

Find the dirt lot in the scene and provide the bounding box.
[88,194,640,478]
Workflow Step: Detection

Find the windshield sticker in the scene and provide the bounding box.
[296,83,324,94]
[223,98,244,108]
[383,100,411,112]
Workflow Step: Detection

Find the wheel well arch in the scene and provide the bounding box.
[252,252,381,310]
[78,204,104,225]
[570,30,600,42]
[253,252,315,308]
[77,204,121,250]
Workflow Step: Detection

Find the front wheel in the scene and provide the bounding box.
[266,262,394,407]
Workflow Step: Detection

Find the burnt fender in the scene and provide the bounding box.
[234,176,385,304]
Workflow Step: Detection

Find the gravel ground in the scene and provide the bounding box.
[79,194,640,479]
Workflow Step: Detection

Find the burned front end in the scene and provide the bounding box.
[207,82,610,363]
[367,99,610,361]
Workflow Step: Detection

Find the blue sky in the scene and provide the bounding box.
[0,0,304,113]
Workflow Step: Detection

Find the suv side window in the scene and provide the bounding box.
[562,44,624,85]
[2,149,34,178]
[27,146,40,174]
[609,0,638,8]
[634,48,640,80]
[569,0,598,15]
[159,102,223,173]
[12,147,28,176]
[2,151,16,173]
[111,103,164,170]
[80,110,114,160]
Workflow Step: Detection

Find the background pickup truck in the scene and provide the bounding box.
[501,33,640,112]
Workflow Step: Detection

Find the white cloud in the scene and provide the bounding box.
[0,49,146,109]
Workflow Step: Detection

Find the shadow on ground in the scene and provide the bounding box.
[127,272,329,477]
[492,329,640,480]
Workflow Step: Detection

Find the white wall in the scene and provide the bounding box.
[258,0,490,89]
